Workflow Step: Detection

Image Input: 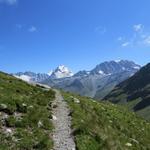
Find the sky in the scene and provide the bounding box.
[0,0,150,73]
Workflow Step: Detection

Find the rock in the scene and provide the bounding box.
[125,143,132,147]
[0,104,7,109]
[68,110,74,116]
[2,113,8,119]
[3,128,13,136]
[29,105,33,108]
[22,103,27,107]
[52,115,57,120]
[53,104,58,108]
[38,120,43,128]
[130,138,139,144]
[74,98,80,104]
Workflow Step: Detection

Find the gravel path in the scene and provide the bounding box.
[52,90,76,150]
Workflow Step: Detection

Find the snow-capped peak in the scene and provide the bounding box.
[114,59,121,63]
[49,65,74,79]
[48,70,53,76]
[57,65,70,73]
[133,66,141,70]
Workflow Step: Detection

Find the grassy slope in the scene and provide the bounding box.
[0,72,55,150]
[62,91,150,150]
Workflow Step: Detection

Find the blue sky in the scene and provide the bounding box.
[0,0,150,73]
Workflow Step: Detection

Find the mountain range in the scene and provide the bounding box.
[14,60,141,99]
[14,65,73,82]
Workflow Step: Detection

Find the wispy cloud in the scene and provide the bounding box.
[117,37,123,41]
[118,24,150,47]
[0,0,17,5]
[117,36,127,42]
[95,26,106,34]
[133,24,144,32]
[28,26,37,32]
[144,36,150,45]
[16,24,23,29]
[122,42,130,47]
[15,24,38,33]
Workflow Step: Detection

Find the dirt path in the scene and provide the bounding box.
[52,90,76,150]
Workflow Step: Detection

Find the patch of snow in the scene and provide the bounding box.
[98,70,105,75]
[133,66,140,69]
[122,67,125,70]
[114,60,121,63]
[130,73,134,77]
[14,75,31,82]
[48,70,53,76]
[106,73,112,76]
[50,65,74,79]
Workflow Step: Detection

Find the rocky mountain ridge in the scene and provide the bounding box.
[14,60,141,99]
[42,60,141,99]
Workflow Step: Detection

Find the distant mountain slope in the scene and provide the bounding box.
[90,60,140,75]
[14,71,49,82]
[62,91,150,150]
[43,60,141,99]
[14,60,141,99]
[104,63,150,120]
[14,65,73,83]
[0,71,55,149]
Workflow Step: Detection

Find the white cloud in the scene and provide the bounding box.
[15,24,38,33]
[122,42,130,47]
[144,36,150,45]
[0,0,17,5]
[95,26,106,34]
[117,36,125,41]
[28,26,37,32]
[133,24,144,32]
[118,24,150,47]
